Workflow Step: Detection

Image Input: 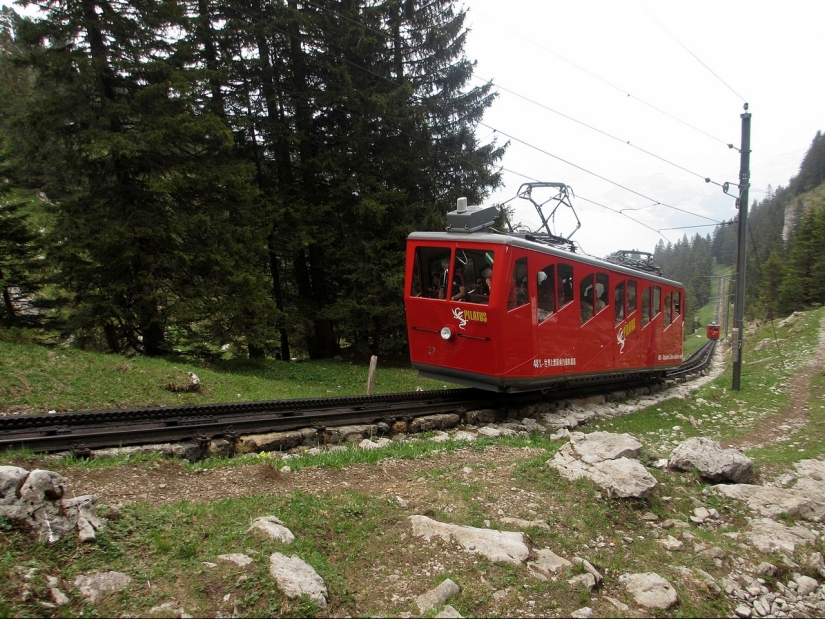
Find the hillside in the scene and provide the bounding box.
[1,308,823,617]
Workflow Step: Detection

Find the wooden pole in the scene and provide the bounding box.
[366,355,378,395]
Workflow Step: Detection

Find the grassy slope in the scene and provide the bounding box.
[0,308,822,618]
[0,342,445,413]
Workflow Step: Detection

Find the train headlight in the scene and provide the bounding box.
[440,326,455,341]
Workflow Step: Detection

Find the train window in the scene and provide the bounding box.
[641,287,650,326]
[456,247,495,305]
[557,263,574,309]
[508,257,528,311]
[615,281,625,324]
[580,274,594,324]
[673,291,681,316]
[537,265,555,322]
[627,280,637,313]
[596,273,609,313]
[664,292,672,326]
[652,286,661,318]
[411,246,453,299]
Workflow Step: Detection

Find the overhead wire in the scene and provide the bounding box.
[468,7,736,148]
[481,123,721,223]
[303,0,733,187]
[475,78,727,187]
[645,11,748,105]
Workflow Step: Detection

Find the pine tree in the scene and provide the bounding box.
[18,0,277,355]
[0,132,42,329]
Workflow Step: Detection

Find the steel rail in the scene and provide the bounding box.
[0,343,717,454]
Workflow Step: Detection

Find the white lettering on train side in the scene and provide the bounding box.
[533,357,577,369]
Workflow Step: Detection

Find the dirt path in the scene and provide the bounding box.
[724,313,824,452]
[59,445,547,511]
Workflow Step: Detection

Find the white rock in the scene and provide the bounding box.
[744,518,817,553]
[409,515,529,564]
[268,553,328,608]
[217,553,254,567]
[716,484,825,521]
[416,579,461,614]
[435,604,463,618]
[619,572,678,609]
[660,535,683,551]
[569,431,642,464]
[247,516,295,544]
[669,437,753,483]
[478,426,502,438]
[603,596,629,612]
[794,575,819,596]
[74,571,132,603]
[527,548,572,580]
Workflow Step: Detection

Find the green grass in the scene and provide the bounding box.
[0,340,446,413]
[1,304,823,617]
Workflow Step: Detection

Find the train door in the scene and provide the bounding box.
[614,278,641,368]
[640,285,663,365]
[500,250,535,376]
[576,270,612,372]
[661,288,683,363]
[535,261,578,375]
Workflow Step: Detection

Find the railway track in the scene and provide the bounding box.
[0,340,715,455]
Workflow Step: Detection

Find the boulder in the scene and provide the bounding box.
[669,437,753,483]
[549,432,656,498]
[268,553,328,608]
[715,484,825,521]
[619,572,678,609]
[409,515,529,564]
[570,431,643,463]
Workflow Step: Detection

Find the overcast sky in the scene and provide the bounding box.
[463,0,824,256]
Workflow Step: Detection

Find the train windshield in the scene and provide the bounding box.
[410,246,495,304]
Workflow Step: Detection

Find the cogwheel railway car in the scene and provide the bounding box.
[404,183,685,392]
[707,322,721,340]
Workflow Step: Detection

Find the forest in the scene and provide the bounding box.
[0,0,504,360]
[1,1,823,361]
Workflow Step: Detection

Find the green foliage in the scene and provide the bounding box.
[0,0,505,361]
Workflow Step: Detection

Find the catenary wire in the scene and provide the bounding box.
[469,6,736,147]
[302,0,733,184]
[645,11,748,105]
[483,124,721,223]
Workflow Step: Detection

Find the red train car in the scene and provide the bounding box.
[707,322,720,340]
[404,197,685,392]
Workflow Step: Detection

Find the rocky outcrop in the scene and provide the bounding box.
[0,466,104,543]
[409,515,530,564]
[669,437,753,483]
[549,432,656,498]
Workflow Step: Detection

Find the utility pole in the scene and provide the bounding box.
[732,106,751,391]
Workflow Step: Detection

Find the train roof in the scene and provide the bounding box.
[407,230,684,288]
